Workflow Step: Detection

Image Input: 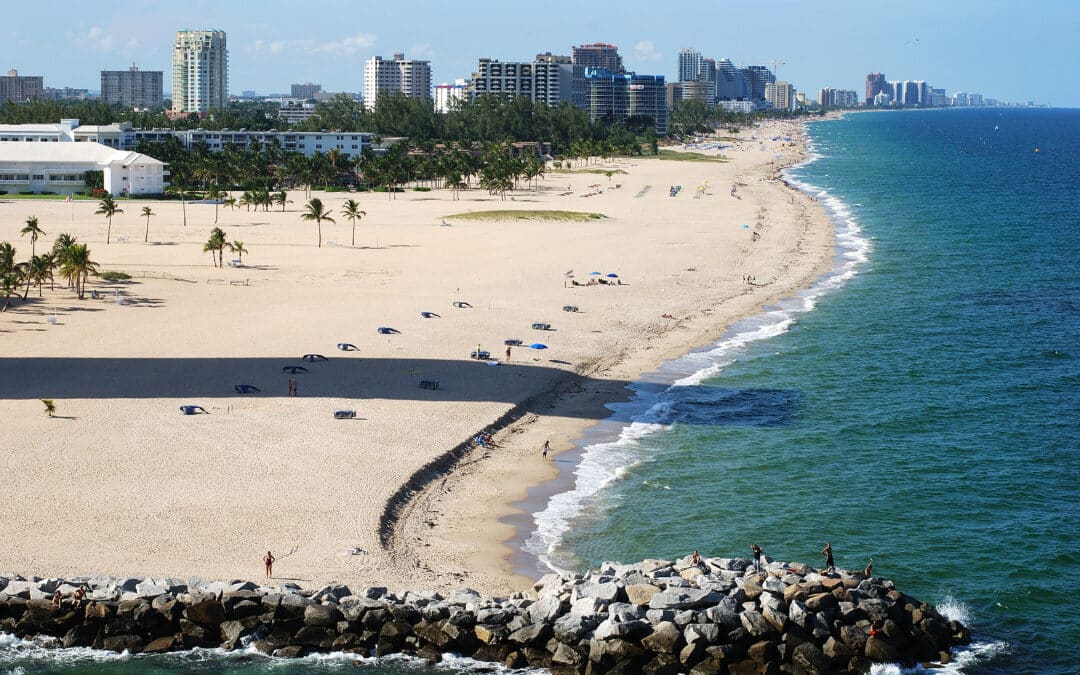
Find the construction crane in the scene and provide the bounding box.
[769,59,786,79]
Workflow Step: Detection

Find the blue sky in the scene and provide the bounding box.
[3,0,1076,105]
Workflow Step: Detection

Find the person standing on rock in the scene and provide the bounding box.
[864,557,873,578]
[751,544,764,572]
[264,550,276,578]
[822,543,835,573]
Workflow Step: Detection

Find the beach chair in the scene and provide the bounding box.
[337,342,358,351]
[302,354,328,362]
[452,301,472,308]
[418,379,440,390]
[334,410,356,419]
[562,305,579,312]
[377,326,400,335]
[470,350,491,360]
[179,405,207,415]
[504,339,523,346]
[531,322,551,331]
[234,385,261,394]
[420,311,440,318]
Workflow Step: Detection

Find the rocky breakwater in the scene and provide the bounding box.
[0,556,969,673]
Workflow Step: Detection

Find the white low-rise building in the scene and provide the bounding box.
[0,142,165,195]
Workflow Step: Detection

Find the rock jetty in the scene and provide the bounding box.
[0,556,969,673]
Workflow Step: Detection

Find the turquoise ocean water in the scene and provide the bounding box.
[528,108,1080,674]
[3,109,1077,673]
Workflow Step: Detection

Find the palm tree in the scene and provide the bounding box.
[301,198,335,248]
[0,241,17,311]
[224,196,238,212]
[41,399,56,417]
[52,234,78,289]
[340,199,366,247]
[275,190,291,212]
[206,186,226,223]
[140,206,155,243]
[228,240,248,263]
[20,216,45,298]
[60,243,98,299]
[95,194,123,245]
[204,227,227,267]
[27,254,53,297]
[168,184,192,227]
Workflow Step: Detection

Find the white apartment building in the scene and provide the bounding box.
[0,120,374,160]
[0,142,165,195]
[363,53,431,110]
[172,29,228,114]
[434,79,468,113]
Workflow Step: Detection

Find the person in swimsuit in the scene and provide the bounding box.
[264,550,276,578]
[822,543,834,573]
[691,550,702,566]
[542,440,550,458]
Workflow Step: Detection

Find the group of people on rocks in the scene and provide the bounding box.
[50,586,86,609]
[687,542,872,578]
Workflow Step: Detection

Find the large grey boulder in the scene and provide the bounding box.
[739,610,775,638]
[507,621,552,647]
[553,613,594,643]
[570,596,608,617]
[683,623,721,645]
[791,641,832,674]
[641,620,682,654]
[526,594,562,624]
[648,588,722,611]
[572,582,622,603]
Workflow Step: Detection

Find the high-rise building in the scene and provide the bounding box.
[678,48,702,82]
[0,69,43,103]
[715,59,748,101]
[363,53,432,110]
[101,65,163,108]
[743,65,775,102]
[584,68,666,134]
[572,43,623,73]
[818,87,859,107]
[865,72,886,105]
[291,82,322,99]
[469,58,586,108]
[765,81,796,110]
[171,29,228,114]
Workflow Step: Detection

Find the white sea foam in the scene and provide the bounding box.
[868,640,1011,675]
[526,134,873,575]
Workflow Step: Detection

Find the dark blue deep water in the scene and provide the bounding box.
[529,108,1080,674]
[3,109,1077,673]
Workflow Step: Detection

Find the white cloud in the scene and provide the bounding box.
[311,32,377,57]
[67,26,117,52]
[633,39,663,63]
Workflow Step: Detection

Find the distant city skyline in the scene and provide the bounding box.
[1,0,1074,106]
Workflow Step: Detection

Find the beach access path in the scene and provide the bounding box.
[0,119,834,595]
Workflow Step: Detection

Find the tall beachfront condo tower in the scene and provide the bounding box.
[363,53,432,110]
[572,43,623,74]
[677,49,702,82]
[101,65,164,108]
[865,72,886,105]
[171,29,228,114]
[0,69,44,103]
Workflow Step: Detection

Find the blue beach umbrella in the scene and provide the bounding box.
[606,273,619,278]
[589,271,601,275]
[529,343,548,350]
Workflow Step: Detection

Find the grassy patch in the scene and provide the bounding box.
[0,193,98,200]
[657,150,728,162]
[99,271,132,281]
[446,210,606,222]
[549,168,629,175]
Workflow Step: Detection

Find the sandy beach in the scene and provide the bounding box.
[0,119,834,595]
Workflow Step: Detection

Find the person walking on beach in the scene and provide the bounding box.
[751,543,764,573]
[505,345,512,362]
[264,550,276,578]
[822,543,835,573]
[542,440,550,459]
